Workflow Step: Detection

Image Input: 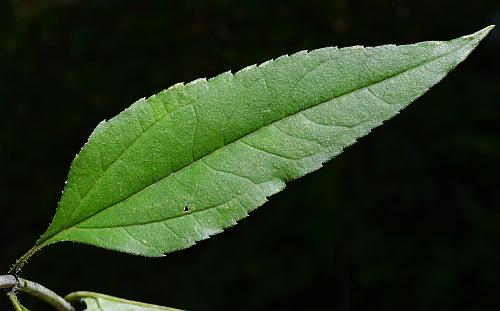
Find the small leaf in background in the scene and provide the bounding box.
[33,26,492,257]
[65,292,183,311]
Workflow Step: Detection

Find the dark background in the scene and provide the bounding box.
[1,1,499,310]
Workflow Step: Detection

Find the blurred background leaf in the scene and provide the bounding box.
[0,0,499,310]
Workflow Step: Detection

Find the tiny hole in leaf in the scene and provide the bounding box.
[183,205,190,213]
[72,300,87,311]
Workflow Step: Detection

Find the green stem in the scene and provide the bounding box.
[17,278,75,311]
[7,292,25,311]
[8,245,44,275]
[0,275,18,289]
[1,275,75,311]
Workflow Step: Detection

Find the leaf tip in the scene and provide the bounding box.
[465,25,495,42]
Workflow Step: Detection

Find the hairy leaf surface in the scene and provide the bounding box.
[36,26,492,256]
[65,292,182,311]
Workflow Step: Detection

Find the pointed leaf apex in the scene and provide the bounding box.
[466,25,495,41]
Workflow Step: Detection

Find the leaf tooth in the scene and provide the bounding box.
[187,77,207,86]
[166,82,184,90]
[235,64,257,75]
[208,70,233,82]
[291,50,308,57]
[350,45,365,49]
[259,58,274,68]
[275,54,290,62]
[310,46,339,55]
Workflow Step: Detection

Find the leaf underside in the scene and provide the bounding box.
[65,292,183,311]
[37,26,492,257]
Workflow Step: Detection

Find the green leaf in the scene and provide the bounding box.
[65,292,183,311]
[36,26,493,256]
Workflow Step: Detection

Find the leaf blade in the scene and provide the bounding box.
[65,292,183,311]
[38,26,493,256]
